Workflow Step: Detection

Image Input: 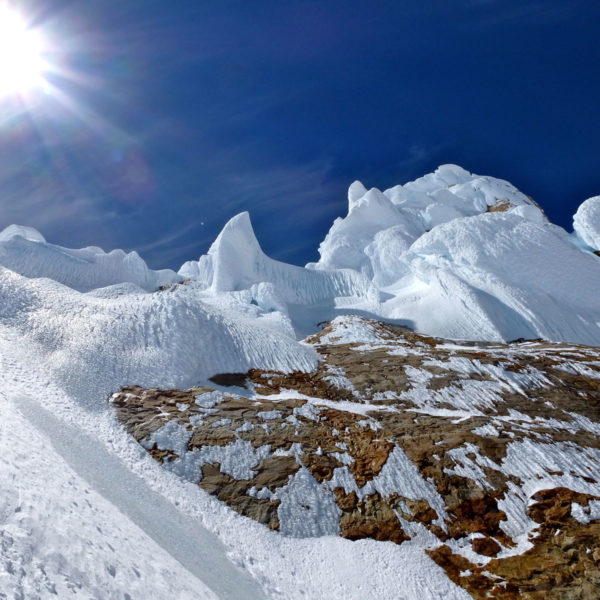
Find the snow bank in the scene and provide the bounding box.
[380,211,600,343]
[309,165,540,278]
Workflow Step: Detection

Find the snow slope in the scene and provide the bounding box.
[0,321,469,600]
[0,266,318,405]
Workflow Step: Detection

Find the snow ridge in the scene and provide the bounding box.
[177,164,600,346]
[0,163,599,407]
[0,224,181,292]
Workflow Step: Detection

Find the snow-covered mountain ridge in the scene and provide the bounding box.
[3,164,599,349]
[0,165,599,599]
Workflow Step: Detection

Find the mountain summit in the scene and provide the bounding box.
[179,164,600,345]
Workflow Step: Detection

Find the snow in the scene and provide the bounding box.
[0,225,181,292]
[179,211,379,308]
[149,426,272,481]
[0,266,318,404]
[326,446,447,531]
[3,165,598,346]
[0,330,470,599]
[0,223,46,243]
[385,211,600,343]
[573,195,600,251]
[174,166,600,346]
[0,164,599,599]
[196,390,225,408]
[274,468,342,538]
[571,500,600,525]
[0,226,181,292]
[318,315,390,345]
[0,398,220,600]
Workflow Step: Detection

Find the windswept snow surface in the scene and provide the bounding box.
[0,326,469,599]
[0,266,318,405]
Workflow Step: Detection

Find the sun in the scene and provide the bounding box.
[0,6,45,96]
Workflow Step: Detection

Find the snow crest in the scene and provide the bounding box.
[0,225,180,292]
[573,195,600,251]
[177,165,600,346]
[1,164,599,364]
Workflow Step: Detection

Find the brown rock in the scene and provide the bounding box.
[110,315,600,599]
[472,536,501,557]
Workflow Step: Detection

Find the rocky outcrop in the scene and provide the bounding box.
[110,316,600,598]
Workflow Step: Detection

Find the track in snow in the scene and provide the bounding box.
[15,393,267,600]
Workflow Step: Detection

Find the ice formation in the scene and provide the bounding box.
[180,164,600,345]
[0,224,181,292]
[1,164,598,369]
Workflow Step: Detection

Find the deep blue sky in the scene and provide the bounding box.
[1,0,599,269]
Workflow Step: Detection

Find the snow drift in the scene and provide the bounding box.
[0,266,317,405]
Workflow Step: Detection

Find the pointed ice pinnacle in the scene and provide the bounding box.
[207,211,265,292]
[348,180,368,208]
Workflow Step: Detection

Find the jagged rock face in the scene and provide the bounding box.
[110,316,600,598]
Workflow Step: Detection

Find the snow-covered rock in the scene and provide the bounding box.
[310,165,542,277]
[112,315,600,598]
[378,211,600,344]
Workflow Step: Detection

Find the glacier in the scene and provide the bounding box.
[179,164,600,346]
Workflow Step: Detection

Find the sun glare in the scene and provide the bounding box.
[0,6,45,96]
